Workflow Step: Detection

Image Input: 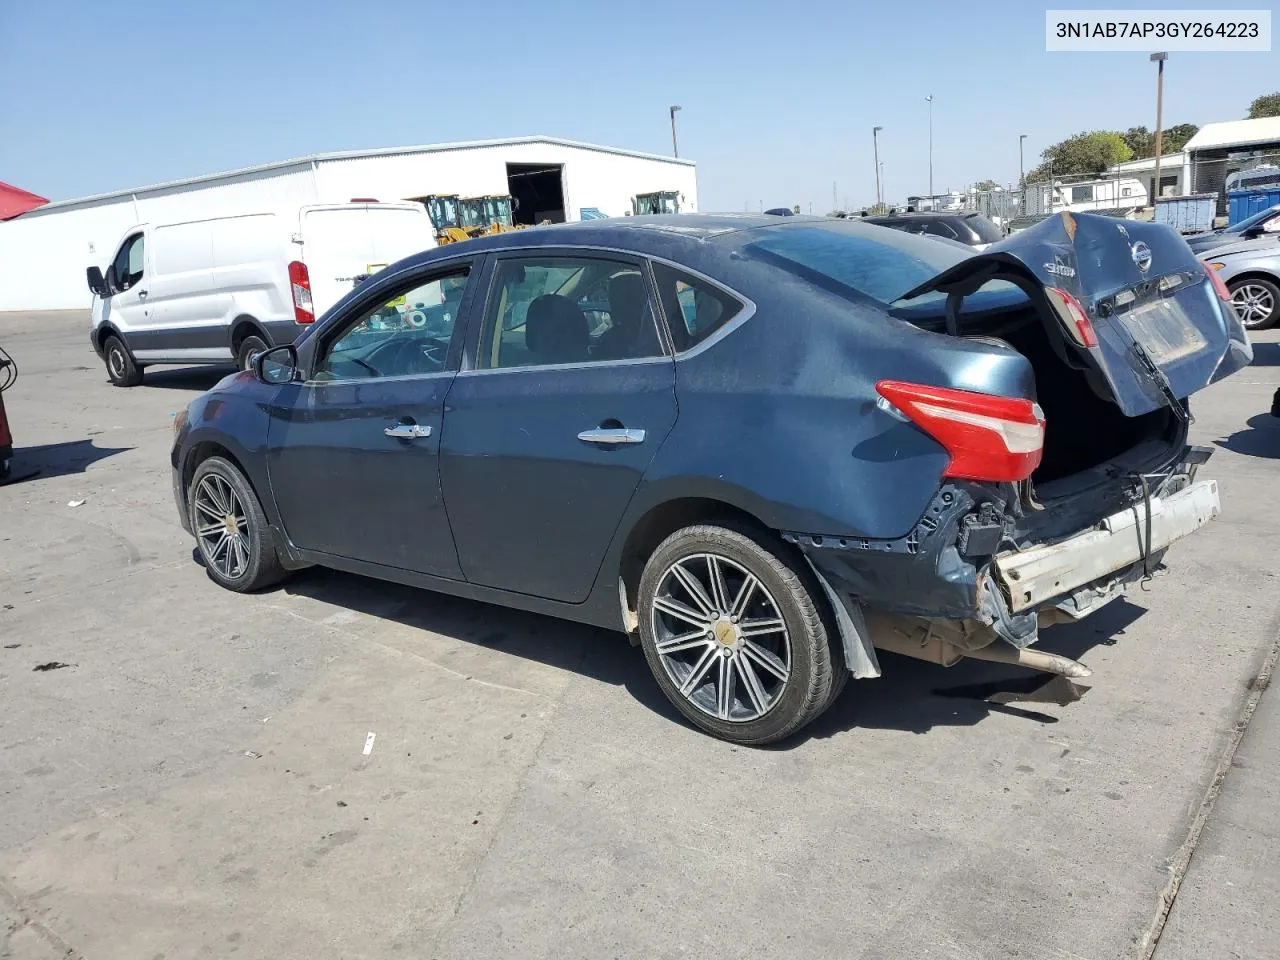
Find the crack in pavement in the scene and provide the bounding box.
[1138,608,1280,960]
[0,876,84,960]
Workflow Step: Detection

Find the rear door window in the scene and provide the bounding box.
[650,262,743,352]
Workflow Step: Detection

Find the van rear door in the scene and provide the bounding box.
[298,204,437,316]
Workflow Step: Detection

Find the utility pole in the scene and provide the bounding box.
[832,181,837,211]
[1150,53,1168,204]
[925,95,934,197]
[873,126,884,206]
[1019,134,1027,187]
[669,105,682,158]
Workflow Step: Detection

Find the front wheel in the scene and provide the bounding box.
[188,456,286,592]
[103,335,143,387]
[637,523,847,745]
[1230,278,1279,330]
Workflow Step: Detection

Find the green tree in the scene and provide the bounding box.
[972,179,1001,192]
[1124,123,1198,158]
[1025,131,1133,183]
[1123,126,1153,158]
[1162,123,1199,153]
[1248,93,1280,119]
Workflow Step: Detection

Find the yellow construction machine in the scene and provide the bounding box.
[631,190,682,215]
[459,195,521,237]
[420,195,474,245]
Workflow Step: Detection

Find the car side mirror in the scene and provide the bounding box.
[253,344,299,385]
[86,266,109,297]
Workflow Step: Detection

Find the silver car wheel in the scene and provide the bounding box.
[650,552,792,723]
[193,474,251,580]
[107,345,125,379]
[1232,283,1276,328]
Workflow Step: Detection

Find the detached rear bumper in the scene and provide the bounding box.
[993,479,1220,614]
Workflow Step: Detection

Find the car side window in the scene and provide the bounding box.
[112,234,145,292]
[312,268,470,382]
[925,221,960,240]
[477,256,665,370]
[650,262,743,353]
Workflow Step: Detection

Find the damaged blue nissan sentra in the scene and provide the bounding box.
[170,212,1251,744]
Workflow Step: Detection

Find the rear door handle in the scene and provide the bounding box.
[578,427,646,444]
[385,423,432,439]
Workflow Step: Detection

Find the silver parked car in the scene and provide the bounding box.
[1199,215,1280,329]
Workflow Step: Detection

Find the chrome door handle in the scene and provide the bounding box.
[138,289,148,298]
[384,423,431,439]
[578,427,646,444]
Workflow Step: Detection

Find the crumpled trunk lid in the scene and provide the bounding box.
[898,212,1253,418]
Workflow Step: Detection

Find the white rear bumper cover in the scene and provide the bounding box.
[993,479,1220,614]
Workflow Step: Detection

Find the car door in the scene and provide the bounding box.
[263,260,476,578]
[439,251,678,603]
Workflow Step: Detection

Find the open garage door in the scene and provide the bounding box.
[506,163,565,225]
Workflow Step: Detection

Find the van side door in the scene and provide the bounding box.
[138,221,227,362]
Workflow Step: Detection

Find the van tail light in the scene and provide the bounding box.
[1204,262,1233,302]
[1044,287,1098,348]
[875,380,1046,483]
[288,261,314,324]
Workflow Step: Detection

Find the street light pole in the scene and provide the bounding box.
[1150,53,1168,204]
[925,96,934,198]
[669,105,682,158]
[872,126,883,206]
[1019,134,1027,187]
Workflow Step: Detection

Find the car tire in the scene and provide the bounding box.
[188,456,286,593]
[236,335,269,372]
[103,335,143,387]
[1229,277,1279,330]
[637,523,847,745]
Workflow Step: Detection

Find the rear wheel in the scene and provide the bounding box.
[637,523,847,745]
[236,335,269,372]
[103,335,143,387]
[1230,278,1278,330]
[188,456,285,592]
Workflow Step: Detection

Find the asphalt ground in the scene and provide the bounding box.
[2,310,1279,960]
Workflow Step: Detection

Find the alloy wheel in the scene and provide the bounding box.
[1232,283,1275,327]
[193,474,251,580]
[650,552,792,723]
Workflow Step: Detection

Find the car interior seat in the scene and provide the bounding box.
[525,294,590,364]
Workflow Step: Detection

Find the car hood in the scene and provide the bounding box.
[1196,235,1280,259]
[898,212,1253,418]
[1184,231,1234,253]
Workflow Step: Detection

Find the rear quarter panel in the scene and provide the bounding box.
[635,254,1036,540]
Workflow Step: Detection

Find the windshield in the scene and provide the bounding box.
[744,221,1014,306]
[486,197,514,227]
[459,200,487,230]
[1225,203,1280,234]
[426,197,458,229]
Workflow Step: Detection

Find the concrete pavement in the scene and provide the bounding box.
[2,311,1278,960]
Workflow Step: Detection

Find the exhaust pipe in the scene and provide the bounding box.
[867,614,1092,679]
[956,643,1092,679]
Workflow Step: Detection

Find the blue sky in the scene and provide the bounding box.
[1,0,1276,212]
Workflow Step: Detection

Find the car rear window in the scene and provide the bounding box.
[744,223,974,305]
[963,215,1005,244]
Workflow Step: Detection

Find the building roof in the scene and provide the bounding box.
[1107,152,1186,172]
[19,136,696,215]
[1184,118,1280,153]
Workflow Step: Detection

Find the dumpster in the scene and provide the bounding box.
[1228,187,1280,227]
[1153,194,1217,234]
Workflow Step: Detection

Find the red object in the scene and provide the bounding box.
[288,261,315,324]
[876,380,1046,483]
[0,180,49,220]
[1045,287,1099,349]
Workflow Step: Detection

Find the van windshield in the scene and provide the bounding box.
[743,222,1017,307]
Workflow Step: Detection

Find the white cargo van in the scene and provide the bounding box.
[86,202,436,386]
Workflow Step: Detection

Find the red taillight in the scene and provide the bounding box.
[1204,262,1232,303]
[875,380,1046,483]
[288,261,314,324]
[1045,287,1098,348]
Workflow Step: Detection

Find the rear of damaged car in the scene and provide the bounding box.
[742,212,1251,687]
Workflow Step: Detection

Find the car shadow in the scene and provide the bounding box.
[141,366,236,392]
[278,567,1149,745]
[1215,412,1280,459]
[1,438,132,485]
[1248,341,1280,367]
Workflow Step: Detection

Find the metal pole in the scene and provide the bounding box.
[926,95,934,198]
[669,105,681,158]
[873,126,883,206]
[1151,54,1167,203]
[833,181,837,211]
[1019,134,1027,187]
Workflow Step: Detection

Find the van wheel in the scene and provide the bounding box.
[103,335,143,387]
[236,335,269,372]
[637,523,847,746]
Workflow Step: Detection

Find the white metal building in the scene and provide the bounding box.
[0,136,698,311]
